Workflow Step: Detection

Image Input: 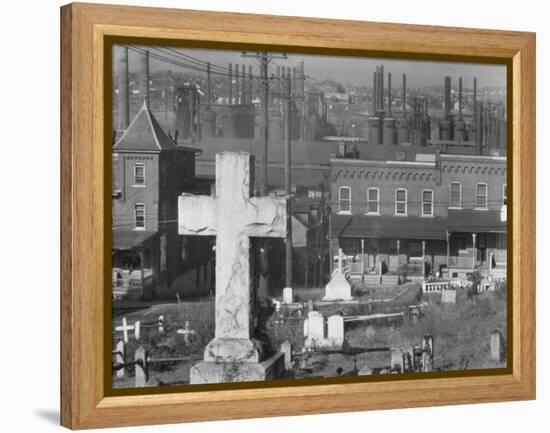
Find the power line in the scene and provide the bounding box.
[125,45,263,81]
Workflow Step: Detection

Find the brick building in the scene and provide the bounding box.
[330,150,506,283]
[111,102,214,300]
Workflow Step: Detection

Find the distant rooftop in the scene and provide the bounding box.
[113,102,200,154]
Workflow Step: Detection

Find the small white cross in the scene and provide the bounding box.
[177,321,196,344]
[337,248,345,272]
[115,317,133,343]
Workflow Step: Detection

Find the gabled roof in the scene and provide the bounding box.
[113,101,177,152]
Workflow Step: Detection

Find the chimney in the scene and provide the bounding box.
[139,50,150,107]
[114,45,129,130]
[228,63,233,105]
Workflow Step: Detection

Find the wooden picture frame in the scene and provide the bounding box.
[60,2,535,429]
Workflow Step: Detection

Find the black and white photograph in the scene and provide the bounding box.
[110,44,508,389]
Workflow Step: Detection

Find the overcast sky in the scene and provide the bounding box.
[125,45,506,90]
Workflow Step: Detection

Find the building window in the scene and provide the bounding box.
[449,182,462,208]
[134,203,145,229]
[422,189,434,216]
[476,183,488,209]
[134,163,145,186]
[395,188,407,215]
[503,184,507,205]
[338,186,351,213]
[367,188,380,214]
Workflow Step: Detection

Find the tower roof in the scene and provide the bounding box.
[113,101,177,152]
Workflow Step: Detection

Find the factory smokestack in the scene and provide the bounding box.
[276,66,282,106]
[298,61,305,98]
[402,73,406,117]
[228,63,233,105]
[379,65,384,112]
[444,76,451,119]
[139,50,150,107]
[372,71,378,115]
[387,73,392,117]
[241,65,246,104]
[453,77,465,141]
[397,73,409,145]
[114,45,129,130]
[292,67,297,97]
[458,76,463,120]
[248,65,253,104]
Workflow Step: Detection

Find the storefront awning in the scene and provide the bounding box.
[447,209,506,233]
[332,214,447,240]
[112,229,156,250]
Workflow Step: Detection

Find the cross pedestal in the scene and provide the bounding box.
[179,152,287,383]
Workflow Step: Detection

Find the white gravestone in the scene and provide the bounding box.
[304,311,345,350]
[323,269,352,301]
[323,249,352,300]
[390,349,404,372]
[307,311,325,340]
[441,288,457,304]
[179,152,288,384]
[490,330,503,362]
[282,287,293,304]
[327,314,344,345]
[281,341,293,370]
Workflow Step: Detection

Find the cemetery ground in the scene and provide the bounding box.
[112,281,506,388]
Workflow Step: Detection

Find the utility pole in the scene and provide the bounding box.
[228,63,233,105]
[284,75,293,288]
[241,51,287,299]
[206,62,211,104]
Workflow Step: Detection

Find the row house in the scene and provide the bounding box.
[330,152,506,283]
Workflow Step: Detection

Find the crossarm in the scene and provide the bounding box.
[178,194,218,236]
[245,196,287,238]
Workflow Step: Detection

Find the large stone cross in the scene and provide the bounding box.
[179,152,287,363]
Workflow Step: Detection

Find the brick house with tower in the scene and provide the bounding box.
[111,102,214,300]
